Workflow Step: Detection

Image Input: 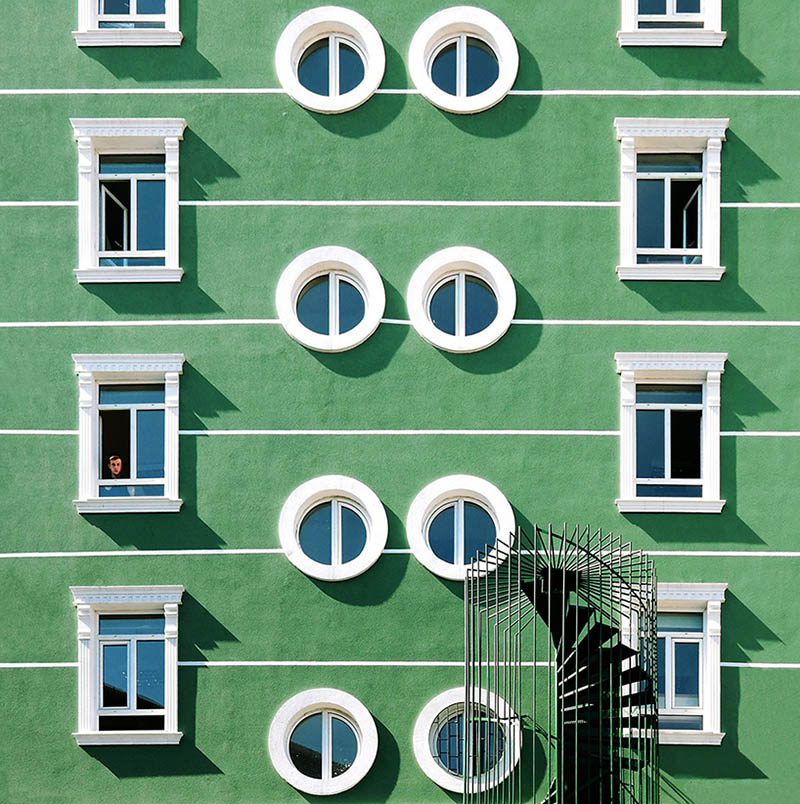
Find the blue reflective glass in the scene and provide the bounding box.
[102,0,131,14]
[339,43,365,94]
[100,155,165,174]
[464,277,497,336]
[298,40,330,96]
[138,0,166,12]
[297,276,330,335]
[100,257,166,267]
[100,385,165,404]
[657,638,666,708]
[299,503,333,565]
[340,505,367,564]
[639,0,666,12]
[290,713,323,779]
[466,38,499,96]
[338,279,365,334]
[659,714,703,730]
[637,153,702,173]
[99,21,165,28]
[137,409,165,478]
[637,179,665,248]
[636,385,702,404]
[331,716,358,777]
[428,504,456,563]
[137,180,165,251]
[430,279,457,335]
[102,643,128,707]
[659,613,703,633]
[100,615,165,636]
[136,641,165,709]
[463,502,496,563]
[636,254,701,265]
[674,642,700,706]
[99,484,165,497]
[636,484,702,497]
[436,712,504,776]
[431,42,458,95]
[636,410,665,479]
[676,0,701,12]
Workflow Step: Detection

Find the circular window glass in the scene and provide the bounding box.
[428,500,496,566]
[289,711,359,780]
[296,273,366,336]
[430,36,499,98]
[429,274,498,337]
[433,704,505,778]
[298,36,366,98]
[299,500,368,566]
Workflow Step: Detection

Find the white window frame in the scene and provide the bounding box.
[74,0,182,47]
[618,0,726,46]
[71,118,186,283]
[73,354,185,514]
[70,585,184,746]
[615,352,727,513]
[657,582,727,745]
[614,117,729,281]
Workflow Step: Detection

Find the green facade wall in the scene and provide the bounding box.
[1,1,799,801]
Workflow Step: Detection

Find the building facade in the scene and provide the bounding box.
[1,1,799,801]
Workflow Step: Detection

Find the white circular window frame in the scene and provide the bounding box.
[276,246,386,353]
[412,686,521,793]
[408,7,519,114]
[275,7,386,114]
[269,687,379,796]
[406,474,515,581]
[407,246,516,353]
[279,475,388,581]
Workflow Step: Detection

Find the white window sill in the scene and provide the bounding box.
[74,498,183,514]
[75,267,184,284]
[617,30,726,47]
[617,264,726,281]
[659,730,725,746]
[74,730,183,746]
[616,498,726,514]
[72,30,183,47]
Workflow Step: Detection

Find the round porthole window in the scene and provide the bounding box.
[279,475,388,581]
[276,246,385,352]
[408,8,519,114]
[413,687,521,793]
[276,7,386,114]
[269,688,379,796]
[406,475,515,581]
[407,246,516,353]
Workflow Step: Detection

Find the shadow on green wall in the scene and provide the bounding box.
[76,1,220,83]
[622,0,763,86]
[181,128,242,202]
[309,552,410,607]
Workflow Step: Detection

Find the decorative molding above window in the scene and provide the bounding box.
[615,352,727,514]
[618,0,726,47]
[74,0,183,47]
[614,117,729,281]
[70,118,186,284]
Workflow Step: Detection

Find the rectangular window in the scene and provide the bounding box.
[617,0,725,46]
[637,0,703,29]
[657,612,704,730]
[74,0,182,46]
[98,0,167,29]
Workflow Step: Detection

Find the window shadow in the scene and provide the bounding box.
[622,0,763,85]
[77,0,220,82]
[180,129,241,202]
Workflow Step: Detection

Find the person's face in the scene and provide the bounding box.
[108,458,123,478]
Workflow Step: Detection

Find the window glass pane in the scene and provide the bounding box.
[100,409,130,479]
[428,504,456,564]
[99,484,165,497]
[636,484,702,497]
[100,256,167,267]
[657,638,666,709]
[137,409,165,479]
[676,0,701,12]
[638,0,666,12]
[101,180,130,252]
[636,385,702,404]
[466,38,499,96]
[638,20,704,28]
[340,505,367,564]
[297,276,330,335]
[637,154,702,173]
[289,713,323,779]
[671,410,702,479]
[102,0,131,15]
[436,711,464,774]
[338,278,365,335]
[431,42,458,96]
[100,384,166,405]
[659,714,703,730]
[636,409,665,479]
[99,21,166,28]
[138,0,166,13]
[471,714,505,776]
[102,643,128,707]
[137,180,166,251]
[100,615,166,635]
[637,179,665,249]
[299,503,333,565]
[338,42,365,95]
[430,278,457,335]
[99,714,165,731]
[136,641,165,709]
[462,502,496,563]
[659,612,704,633]
[331,715,359,777]
[298,39,331,96]
[464,276,498,336]
[670,180,701,250]
[674,642,700,707]
[100,155,165,174]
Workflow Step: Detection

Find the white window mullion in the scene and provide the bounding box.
[663,177,672,251]
[129,178,139,252]
[457,35,468,98]
[456,273,466,337]
[129,636,138,711]
[454,500,465,566]
[129,404,138,481]
[322,711,333,782]
[665,635,674,710]
[330,273,340,336]
[664,407,672,480]
[332,500,342,566]
[329,35,339,98]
